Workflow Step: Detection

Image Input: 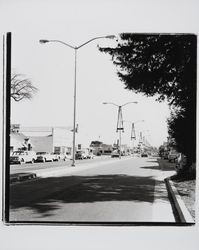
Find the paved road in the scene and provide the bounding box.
[9,156,176,223]
[10,155,110,174]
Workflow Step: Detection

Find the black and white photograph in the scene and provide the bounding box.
[0,0,198,250]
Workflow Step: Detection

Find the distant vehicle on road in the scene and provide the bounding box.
[141,152,148,157]
[10,151,36,164]
[151,152,159,157]
[168,150,178,162]
[111,150,120,158]
[35,152,54,162]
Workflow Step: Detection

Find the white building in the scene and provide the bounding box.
[10,124,95,154]
[20,126,73,154]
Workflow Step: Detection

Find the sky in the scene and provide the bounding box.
[1,0,198,148]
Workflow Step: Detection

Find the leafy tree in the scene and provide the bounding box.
[99,34,196,168]
[11,73,38,101]
[158,145,166,158]
[168,107,196,167]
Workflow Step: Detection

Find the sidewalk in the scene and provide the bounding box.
[146,158,176,222]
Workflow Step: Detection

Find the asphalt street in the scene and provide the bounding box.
[10,155,111,174]
[9,156,176,223]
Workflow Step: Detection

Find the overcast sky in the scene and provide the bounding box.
[1,0,198,148]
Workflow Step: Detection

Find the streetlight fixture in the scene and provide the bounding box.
[40,35,116,167]
[103,101,138,159]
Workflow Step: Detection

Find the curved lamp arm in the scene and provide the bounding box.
[121,101,138,107]
[39,39,75,49]
[103,102,119,107]
[77,35,115,49]
[40,35,115,50]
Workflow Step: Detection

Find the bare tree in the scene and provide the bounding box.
[11,73,38,101]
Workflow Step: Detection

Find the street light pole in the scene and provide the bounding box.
[103,101,138,159]
[72,48,77,166]
[40,35,115,167]
[119,119,122,159]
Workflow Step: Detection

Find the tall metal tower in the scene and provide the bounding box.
[116,106,124,133]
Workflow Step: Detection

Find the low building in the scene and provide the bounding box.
[10,125,73,154]
[90,141,113,155]
[10,132,27,152]
[101,144,113,155]
[20,126,73,154]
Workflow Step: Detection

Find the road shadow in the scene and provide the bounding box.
[141,159,176,172]
[10,172,35,177]
[141,166,174,171]
[146,159,159,163]
[10,174,168,218]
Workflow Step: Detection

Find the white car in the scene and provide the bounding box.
[10,151,36,164]
[56,153,68,161]
[51,153,59,161]
[36,152,54,162]
[175,153,187,172]
[111,150,120,158]
[87,153,94,159]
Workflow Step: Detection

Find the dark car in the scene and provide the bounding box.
[141,153,148,157]
[168,150,178,162]
[163,151,169,159]
[75,150,84,160]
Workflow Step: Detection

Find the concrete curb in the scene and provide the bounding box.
[165,177,195,223]
[10,173,37,184]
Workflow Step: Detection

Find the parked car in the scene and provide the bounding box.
[51,153,59,161]
[75,150,84,160]
[56,153,68,161]
[87,153,94,159]
[168,150,178,162]
[163,151,169,159]
[81,150,94,159]
[65,153,72,160]
[175,153,187,172]
[151,152,159,157]
[10,150,36,164]
[111,150,120,158]
[35,152,54,162]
